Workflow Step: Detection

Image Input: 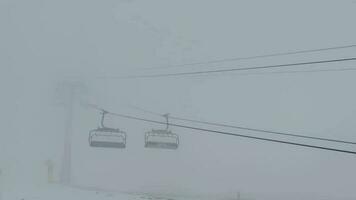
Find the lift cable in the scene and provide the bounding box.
[128,105,356,145]
[110,112,356,155]
[84,104,356,155]
[140,44,356,70]
[104,57,356,79]
[91,67,356,81]
[223,67,356,76]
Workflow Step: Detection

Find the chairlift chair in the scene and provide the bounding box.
[89,110,127,149]
[145,114,179,150]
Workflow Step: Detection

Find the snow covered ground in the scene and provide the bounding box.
[2,184,149,200]
[0,184,225,200]
[1,184,213,200]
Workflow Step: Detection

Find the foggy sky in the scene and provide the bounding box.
[1,0,356,200]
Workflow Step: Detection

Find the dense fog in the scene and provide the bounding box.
[1,0,356,199]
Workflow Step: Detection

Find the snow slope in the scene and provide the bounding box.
[2,184,146,200]
[2,184,212,200]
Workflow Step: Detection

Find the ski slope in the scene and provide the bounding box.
[2,184,208,200]
[2,184,151,200]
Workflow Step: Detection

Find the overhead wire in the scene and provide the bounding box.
[140,44,356,70]
[128,105,356,145]
[209,67,356,76]
[102,57,356,79]
[90,67,356,82]
[85,104,356,155]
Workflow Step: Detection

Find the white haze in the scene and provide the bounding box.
[1,0,356,200]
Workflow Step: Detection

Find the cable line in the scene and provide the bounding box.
[106,57,356,79]
[128,105,356,145]
[110,112,356,155]
[92,67,356,81]
[228,67,356,76]
[141,44,356,70]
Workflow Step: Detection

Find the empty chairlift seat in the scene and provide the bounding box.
[144,114,179,150]
[89,128,126,148]
[145,129,179,150]
[89,110,127,149]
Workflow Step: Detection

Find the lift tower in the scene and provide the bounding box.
[55,81,86,185]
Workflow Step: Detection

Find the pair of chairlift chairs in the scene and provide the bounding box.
[88,111,179,150]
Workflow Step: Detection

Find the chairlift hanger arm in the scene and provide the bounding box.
[100,110,109,129]
[163,113,170,130]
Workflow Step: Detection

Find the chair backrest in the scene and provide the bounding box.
[145,129,179,149]
[89,128,126,149]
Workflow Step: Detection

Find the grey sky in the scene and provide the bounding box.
[1,0,356,200]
